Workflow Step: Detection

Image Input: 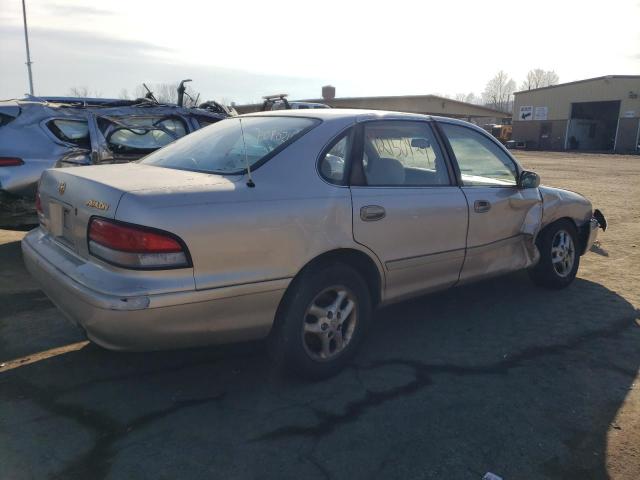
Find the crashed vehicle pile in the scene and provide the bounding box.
[0,96,231,227]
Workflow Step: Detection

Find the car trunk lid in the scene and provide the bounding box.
[39,168,124,253]
[38,163,234,258]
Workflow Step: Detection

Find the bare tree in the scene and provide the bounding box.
[217,97,233,107]
[118,88,130,100]
[155,83,179,104]
[130,82,200,106]
[482,71,516,112]
[133,84,148,99]
[455,92,479,104]
[68,86,102,97]
[520,69,559,90]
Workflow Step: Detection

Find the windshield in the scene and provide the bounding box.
[140,116,318,174]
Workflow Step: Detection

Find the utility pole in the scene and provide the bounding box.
[21,0,34,95]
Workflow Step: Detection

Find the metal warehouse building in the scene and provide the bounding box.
[304,94,509,122]
[512,75,640,153]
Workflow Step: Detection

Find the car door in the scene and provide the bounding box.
[437,121,542,283]
[349,120,469,302]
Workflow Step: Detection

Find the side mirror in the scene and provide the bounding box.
[519,170,540,189]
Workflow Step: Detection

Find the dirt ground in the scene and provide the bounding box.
[0,151,639,479]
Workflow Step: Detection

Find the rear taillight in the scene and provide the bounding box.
[88,217,190,269]
[0,157,24,167]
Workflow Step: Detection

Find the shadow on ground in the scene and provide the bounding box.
[1,272,638,479]
[0,240,85,361]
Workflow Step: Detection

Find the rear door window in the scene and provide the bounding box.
[361,121,451,186]
[47,119,91,149]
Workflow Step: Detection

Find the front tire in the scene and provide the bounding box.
[529,219,580,289]
[270,263,372,379]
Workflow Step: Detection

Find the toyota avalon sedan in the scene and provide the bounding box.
[22,109,606,377]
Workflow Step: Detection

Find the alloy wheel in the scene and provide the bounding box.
[551,229,575,277]
[302,285,358,361]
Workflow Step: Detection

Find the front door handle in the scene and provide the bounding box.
[360,205,386,221]
[474,200,491,213]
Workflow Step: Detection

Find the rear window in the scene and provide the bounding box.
[0,113,15,128]
[0,105,20,128]
[140,116,319,174]
[98,116,188,155]
[46,119,90,149]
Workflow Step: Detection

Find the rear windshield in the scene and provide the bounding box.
[140,116,319,174]
[98,116,188,155]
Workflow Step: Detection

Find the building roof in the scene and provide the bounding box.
[300,94,509,116]
[235,93,510,118]
[514,75,640,95]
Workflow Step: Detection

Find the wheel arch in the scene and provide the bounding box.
[297,248,383,306]
[537,216,586,254]
[270,248,384,336]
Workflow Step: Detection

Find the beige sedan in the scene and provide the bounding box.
[23,110,605,377]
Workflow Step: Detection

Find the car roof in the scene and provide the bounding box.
[244,108,429,121]
[242,108,479,128]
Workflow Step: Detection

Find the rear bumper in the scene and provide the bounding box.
[22,229,289,350]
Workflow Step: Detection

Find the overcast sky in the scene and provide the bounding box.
[1,0,639,104]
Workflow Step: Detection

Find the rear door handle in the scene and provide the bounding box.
[360,205,386,221]
[474,200,491,213]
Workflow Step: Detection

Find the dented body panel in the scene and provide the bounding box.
[22,110,605,351]
[539,185,593,229]
[457,185,542,284]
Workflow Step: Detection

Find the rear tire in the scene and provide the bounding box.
[270,263,372,379]
[528,219,580,289]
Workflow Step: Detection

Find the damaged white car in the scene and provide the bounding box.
[22,110,606,377]
[0,95,230,227]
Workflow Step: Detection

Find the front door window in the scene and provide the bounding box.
[440,123,517,186]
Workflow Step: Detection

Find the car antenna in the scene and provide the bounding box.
[238,118,255,188]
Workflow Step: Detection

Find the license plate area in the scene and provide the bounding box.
[48,200,75,249]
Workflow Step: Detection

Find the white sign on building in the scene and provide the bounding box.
[518,105,533,121]
[534,106,548,121]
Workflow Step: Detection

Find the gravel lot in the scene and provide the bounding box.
[1,151,639,479]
